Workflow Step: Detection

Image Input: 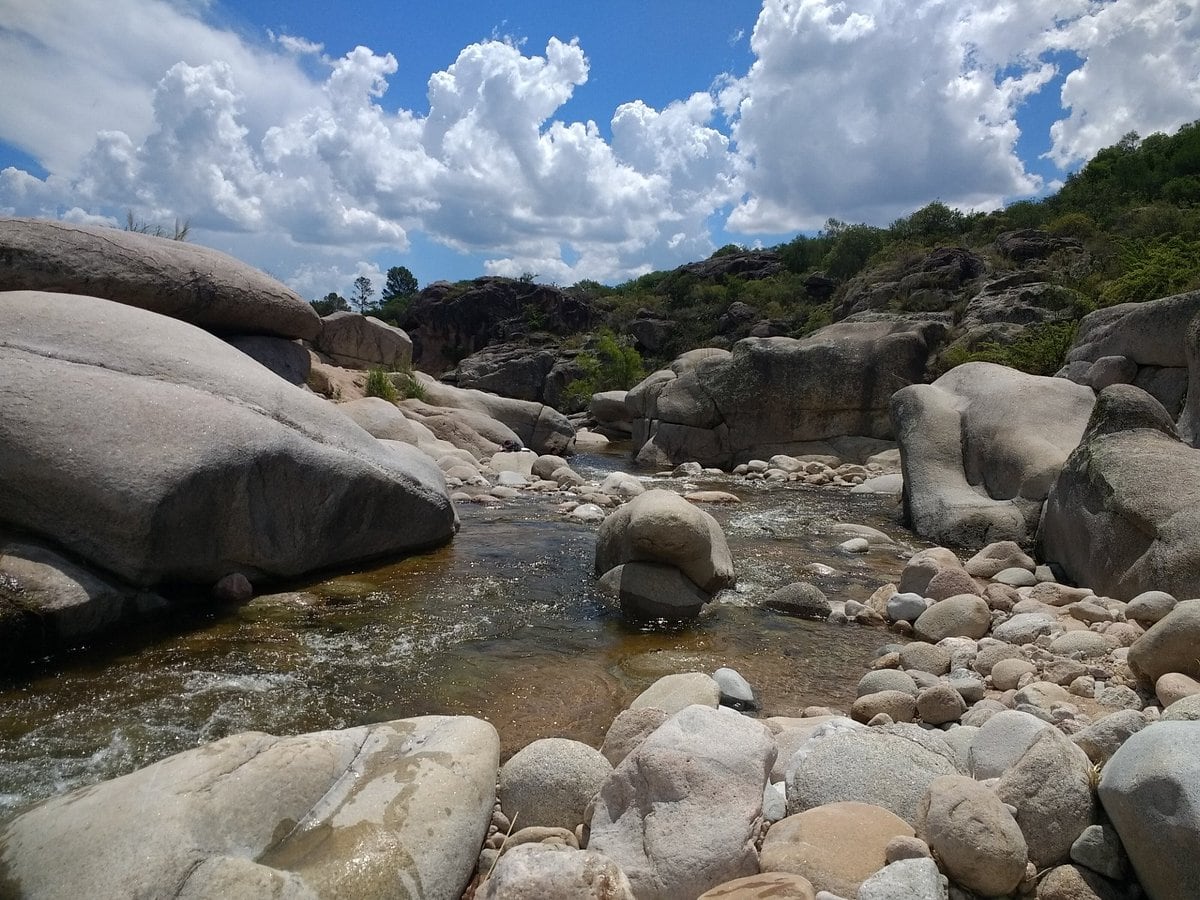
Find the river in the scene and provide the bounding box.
[0,446,922,821]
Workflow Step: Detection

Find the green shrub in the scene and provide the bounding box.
[933,321,1078,377]
[365,367,398,402]
[392,370,428,402]
[1098,235,1200,306]
[562,329,645,410]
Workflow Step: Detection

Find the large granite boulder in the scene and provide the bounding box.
[632,320,945,468]
[891,362,1095,546]
[413,374,575,455]
[0,291,457,588]
[0,217,320,339]
[1060,290,1200,425]
[595,489,735,595]
[313,311,412,370]
[225,335,312,386]
[1127,600,1200,683]
[0,716,499,899]
[1099,721,1200,900]
[588,705,776,899]
[1039,384,1200,599]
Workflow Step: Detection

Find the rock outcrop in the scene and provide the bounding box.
[891,362,1095,546]
[0,291,457,588]
[401,277,595,374]
[630,320,945,468]
[1058,289,1200,424]
[0,716,499,899]
[1039,384,1200,599]
[0,217,320,339]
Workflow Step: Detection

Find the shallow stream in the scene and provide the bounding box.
[0,447,924,821]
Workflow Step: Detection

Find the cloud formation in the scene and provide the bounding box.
[1,0,1197,290]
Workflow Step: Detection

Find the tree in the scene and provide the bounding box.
[381,266,419,302]
[311,293,350,316]
[352,275,374,313]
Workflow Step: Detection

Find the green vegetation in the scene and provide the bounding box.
[391,369,428,402]
[311,292,350,316]
[563,329,645,410]
[364,367,398,402]
[934,322,1079,378]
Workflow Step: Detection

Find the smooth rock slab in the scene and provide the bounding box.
[0,716,499,900]
[0,217,321,339]
[857,857,947,900]
[0,291,457,587]
[588,705,776,900]
[630,672,721,715]
[696,872,816,899]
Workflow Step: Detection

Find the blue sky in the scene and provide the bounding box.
[1,1,1198,297]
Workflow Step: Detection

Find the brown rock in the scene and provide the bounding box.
[760,802,914,897]
[696,872,817,900]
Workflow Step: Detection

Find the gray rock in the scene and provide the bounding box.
[631,321,943,468]
[1125,590,1177,628]
[588,705,776,900]
[315,312,412,370]
[1040,385,1200,600]
[991,612,1063,645]
[857,669,919,698]
[916,775,1027,896]
[1128,598,1200,682]
[0,291,457,587]
[891,362,1094,546]
[763,582,832,620]
[939,726,978,773]
[714,666,756,708]
[969,710,1054,780]
[1070,710,1148,764]
[337,396,424,444]
[913,595,991,642]
[499,737,613,830]
[1098,720,1200,900]
[0,717,498,900]
[996,725,1096,867]
[226,335,311,386]
[973,640,1025,676]
[0,217,320,339]
[964,541,1036,578]
[477,844,635,899]
[595,490,735,594]
[864,859,945,900]
[417,375,576,455]
[0,533,168,661]
[993,567,1038,587]
[785,726,960,825]
[1162,693,1200,720]
[887,592,929,623]
[599,562,711,621]
[630,672,721,716]
[601,707,670,767]
[916,684,967,725]
[762,782,788,824]
[1069,824,1127,881]
[852,690,917,725]
[898,642,951,676]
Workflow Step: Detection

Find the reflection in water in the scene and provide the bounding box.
[0,451,921,820]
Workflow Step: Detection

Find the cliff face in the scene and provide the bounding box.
[401,276,596,374]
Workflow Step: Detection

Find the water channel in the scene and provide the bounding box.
[0,446,924,821]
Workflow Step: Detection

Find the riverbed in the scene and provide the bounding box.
[0,448,923,820]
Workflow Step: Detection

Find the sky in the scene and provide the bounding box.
[1,1,1198,299]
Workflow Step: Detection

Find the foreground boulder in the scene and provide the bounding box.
[0,716,499,899]
[588,705,776,899]
[0,217,320,339]
[631,320,945,468]
[1099,721,1200,900]
[1039,384,1200,599]
[0,291,457,587]
[891,362,1095,546]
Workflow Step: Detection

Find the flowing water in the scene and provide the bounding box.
[0,447,924,821]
